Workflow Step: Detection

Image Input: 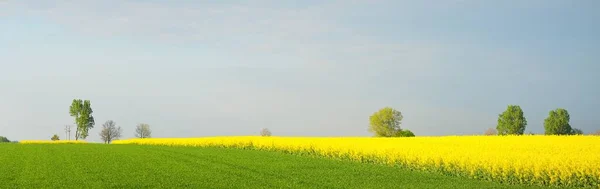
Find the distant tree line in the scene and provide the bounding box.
[370,105,599,137]
[6,100,600,142]
[489,105,587,136]
[59,99,154,143]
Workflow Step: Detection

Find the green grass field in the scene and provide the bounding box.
[0,144,564,189]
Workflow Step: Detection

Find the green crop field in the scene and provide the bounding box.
[0,144,565,189]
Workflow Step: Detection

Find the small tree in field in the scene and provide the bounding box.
[100,120,122,144]
[496,105,527,135]
[260,128,272,137]
[544,108,572,135]
[0,136,10,143]
[51,134,60,141]
[69,99,95,140]
[484,128,497,136]
[135,123,152,138]
[369,107,414,137]
[369,107,402,137]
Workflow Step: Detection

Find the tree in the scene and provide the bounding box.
[369,107,403,137]
[0,136,10,143]
[496,105,527,135]
[484,128,497,136]
[592,130,600,136]
[135,123,152,138]
[69,99,95,140]
[544,108,572,135]
[51,134,60,141]
[100,120,122,144]
[260,128,272,137]
[571,128,583,135]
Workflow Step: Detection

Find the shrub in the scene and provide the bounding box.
[484,128,497,136]
[396,130,415,137]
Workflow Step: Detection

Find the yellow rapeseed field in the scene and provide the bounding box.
[117,136,599,187]
[19,140,87,144]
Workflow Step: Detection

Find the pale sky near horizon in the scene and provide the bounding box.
[1,1,599,142]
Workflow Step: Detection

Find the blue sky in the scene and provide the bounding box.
[1,0,599,142]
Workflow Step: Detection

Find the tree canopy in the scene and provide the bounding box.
[544,108,573,135]
[0,136,10,143]
[369,107,406,137]
[69,99,95,140]
[496,105,527,135]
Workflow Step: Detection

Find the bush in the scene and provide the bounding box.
[0,136,10,143]
[571,128,583,135]
[51,134,60,141]
[484,128,497,136]
[396,130,415,137]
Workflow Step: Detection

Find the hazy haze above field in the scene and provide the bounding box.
[1,0,599,142]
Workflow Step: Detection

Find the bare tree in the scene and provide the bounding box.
[484,128,497,136]
[100,120,122,144]
[260,128,272,137]
[592,129,600,136]
[135,123,152,138]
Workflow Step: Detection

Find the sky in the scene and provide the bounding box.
[1,0,599,142]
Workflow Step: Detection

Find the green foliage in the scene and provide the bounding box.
[51,134,60,141]
[0,136,9,143]
[0,144,540,189]
[544,108,572,135]
[69,99,95,140]
[496,105,527,135]
[396,130,415,137]
[369,107,403,137]
[570,128,583,135]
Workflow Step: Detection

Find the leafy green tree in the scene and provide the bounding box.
[496,105,527,135]
[69,99,95,140]
[544,108,572,135]
[51,134,60,141]
[0,136,10,143]
[571,128,583,135]
[369,107,403,137]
